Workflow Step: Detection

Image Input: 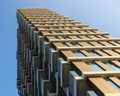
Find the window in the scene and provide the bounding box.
[97,42,105,46]
[49,31,52,33]
[63,87,69,94]
[69,31,72,33]
[76,36,82,39]
[86,35,92,39]
[63,42,68,47]
[86,91,97,96]
[105,62,120,71]
[41,78,44,96]
[71,42,81,47]
[54,27,58,29]
[108,41,119,46]
[84,30,89,33]
[102,35,108,38]
[91,30,97,33]
[88,50,100,56]
[87,42,96,46]
[94,35,102,39]
[73,51,85,57]
[105,78,120,92]
[45,27,49,29]
[74,43,81,47]
[36,68,38,83]
[96,35,107,39]
[63,36,70,39]
[59,57,65,61]
[87,62,104,71]
[77,31,81,33]
[56,31,62,33]
[116,41,120,44]
[55,36,59,39]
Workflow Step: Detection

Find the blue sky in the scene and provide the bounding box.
[0,0,120,96]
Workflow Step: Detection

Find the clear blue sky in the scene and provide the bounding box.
[0,0,120,96]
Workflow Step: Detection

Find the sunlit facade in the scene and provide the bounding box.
[16,8,120,96]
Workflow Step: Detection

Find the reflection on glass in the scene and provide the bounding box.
[74,51,85,57]
[105,78,120,92]
[87,62,104,71]
[63,42,68,47]
[88,50,99,56]
[105,62,120,71]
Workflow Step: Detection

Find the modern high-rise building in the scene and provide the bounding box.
[16,8,120,96]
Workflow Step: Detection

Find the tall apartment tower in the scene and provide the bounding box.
[16,8,120,96]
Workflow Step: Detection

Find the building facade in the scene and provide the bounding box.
[16,8,120,96]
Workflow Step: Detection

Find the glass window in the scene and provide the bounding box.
[69,31,72,33]
[105,78,120,92]
[63,42,68,47]
[73,51,85,57]
[84,30,89,33]
[86,35,92,39]
[36,68,38,83]
[63,87,69,94]
[108,41,117,46]
[72,42,81,47]
[55,36,59,39]
[102,35,108,38]
[74,43,81,47]
[77,31,81,33]
[116,41,120,44]
[87,42,96,46]
[98,42,105,46]
[94,35,101,39]
[54,27,58,29]
[41,78,44,96]
[76,36,81,38]
[64,36,70,39]
[59,57,65,61]
[88,50,99,56]
[56,31,62,33]
[97,35,107,39]
[87,62,104,71]
[45,27,49,29]
[48,31,52,33]
[105,62,120,71]
[113,49,120,54]
[86,91,98,96]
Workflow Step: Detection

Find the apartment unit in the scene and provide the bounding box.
[16,8,120,96]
